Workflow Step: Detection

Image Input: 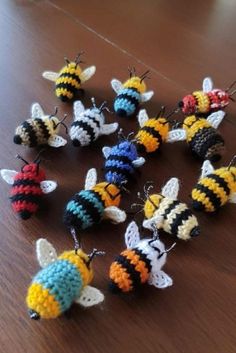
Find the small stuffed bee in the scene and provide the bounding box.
[14,103,67,148]
[179,77,236,115]
[111,67,154,117]
[102,130,145,185]
[26,238,104,320]
[63,168,126,232]
[191,158,236,212]
[166,111,226,161]
[109,221,174,293]
[70,98,118,146]
[42,53,96,102]
[142,179,200,240]
[0,154,57,220]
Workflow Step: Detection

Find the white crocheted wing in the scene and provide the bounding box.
[124,221,141,249]
[31,103,44,119]
[103,206,126,224]
[111,79,123,94]
[202,77,213,93]
[166,129,186,143]
[36,238,58,268]
[138,109,149,128]
[84,168,97,190]
[200,160,215,179]
[132,157,145,168]
[148,270,173,289]
[42,71,59,82]
[0,169,18,184]
[161,178,179,199]
[40,180,58,194]
[48,135,67,148]
[73,100,85,118]
[206,111,225,129]
[140,91,154,102]
[80,66,96,83]
[76,285,104,307]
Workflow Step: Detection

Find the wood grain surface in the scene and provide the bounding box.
[0,1,236,352]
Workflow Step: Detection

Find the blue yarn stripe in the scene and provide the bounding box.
[79,190,104,215]
[120,88,140,99]
[66,200,93,229]
[34,259,83,313]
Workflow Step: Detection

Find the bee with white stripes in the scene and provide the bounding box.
[69,98,118,146]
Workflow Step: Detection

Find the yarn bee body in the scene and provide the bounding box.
[70,99,118,147]
[191,159,236,212]
[142,178,200,240]
[0,156,57,220]
[102,135,145,185]
[109,221,173,293]
[179,77,235,115]
[136,109,170,153]
[167,111,225,161]
[14,103,67,148]
[111,69,154,117]
[63,168,126,232]
[43,54,96,102]
[26,239,104,320]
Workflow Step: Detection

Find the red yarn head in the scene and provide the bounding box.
[179,95,196,115]
[21,163,46,182]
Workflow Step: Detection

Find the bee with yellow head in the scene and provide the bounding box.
[191,158,236,212]
[140,179,200,241]
[63,168,126,232]
[42,53,96,102]
[111,67,154,117]
[26,239,104,320]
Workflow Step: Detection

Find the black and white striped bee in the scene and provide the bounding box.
[69,99,118,146]
[141,178,200,241]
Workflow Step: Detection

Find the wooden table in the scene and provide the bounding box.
[0,1,236,352]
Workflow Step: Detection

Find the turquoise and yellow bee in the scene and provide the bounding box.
[43,53,96,102]
[26,239,104,320]
[191,158,236,212]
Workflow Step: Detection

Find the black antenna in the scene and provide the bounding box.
[15,154,29,165]
[70,227,80,254]
[75,51,85,65]
[87,248,105,266]
[64,56,70,65]
[34,149,46,164]
[228,155,236,170]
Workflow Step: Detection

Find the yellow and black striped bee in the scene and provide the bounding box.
[141,179,200,241]
[14,103,67,148]
[42,53,96,102]
[191,158,236,212]
[166,111,226,161]
[109,221,174,293]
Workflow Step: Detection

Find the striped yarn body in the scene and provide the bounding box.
[136,118,169,153]
[10,165,45,220]
[70,108,102,146]
[191,167,236,212]
[26,250,93,319]
[114,88,141,117]
[55,64,82,102]
[105,141,138,185]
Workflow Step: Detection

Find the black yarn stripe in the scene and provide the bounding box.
[83,115,101,128]
[55,83,78,96]
[59,72,81,84]
[195,183,222,210]
[63,210,83,230]
[141,126,163,145]
[71,120,96,142]
[10,193,41,204]
[73,191,104,223]
[200,133,224,159]
[22,121,38,147]
[133,248,152,273]
[13,179,40,187]
[108,154,134,164]
[116,91,139,107]
[189,127,224,159]
[115,254,141,289]
[104,165,132,179]
[207,174,230,196]
[162,200,180,220]
[170,208,194,236]
[34,118,50,140]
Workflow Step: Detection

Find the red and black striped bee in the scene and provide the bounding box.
[179,77,236,115]
[0,154,57,220]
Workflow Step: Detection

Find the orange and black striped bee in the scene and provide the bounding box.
[0,154,57,220]
[42,53,96,102]
[179,77,236,115]
[109,221,174,293]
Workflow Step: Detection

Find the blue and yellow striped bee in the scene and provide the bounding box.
[102,131,145,185]
[191,158,236,212]
[63,168,126,232]
[111,68,154,117]
[43,53,96,102]
[26,238,105,320]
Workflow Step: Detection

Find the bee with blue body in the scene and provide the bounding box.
[111,68,154,117]
[102,131,146,185]
[26,239,104,320]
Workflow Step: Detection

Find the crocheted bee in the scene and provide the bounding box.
[109,221,174,293]
[69,98,118,146]
[135,107,171,153]
[141,179,200,240]
[63,168,126,232]
[111,68,154,117]
[191,158,236,212]
[42,53,96,102]
[179,77,236,115]
[0,154,57,220]
[167,111,226,162]
[14,103,67,148]
[102,131,145,185]
[26,238,104,320]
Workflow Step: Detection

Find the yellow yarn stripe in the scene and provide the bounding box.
[186,120,210,142]
[193,91,210,113]
[191,188,215,212]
